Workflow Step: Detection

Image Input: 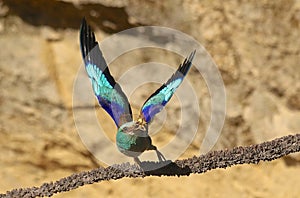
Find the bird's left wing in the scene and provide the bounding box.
[80,19,132,127]
[140,51,195,123]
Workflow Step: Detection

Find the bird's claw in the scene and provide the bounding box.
[134,157,142,166]
[155,149,166,162]
[147,144,166,162]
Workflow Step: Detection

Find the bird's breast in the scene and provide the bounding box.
[116,130,152,157]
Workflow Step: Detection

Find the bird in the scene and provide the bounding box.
[79,18,195,164]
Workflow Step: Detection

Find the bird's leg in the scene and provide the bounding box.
[147,145,166,162]
[134,157,142,166]
[156,149,166,162]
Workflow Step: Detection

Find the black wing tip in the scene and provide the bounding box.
[80,18,98,58]
[188,50,196,63]
[82,17,87,24]
[80,17,86,29]
[179,50,196,76]
[79,17,88,41]
[80,18,87,35]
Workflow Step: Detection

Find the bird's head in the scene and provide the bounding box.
[118,119,148,137]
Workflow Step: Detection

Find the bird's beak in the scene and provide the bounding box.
[137,117,147,125]
[135,119,147,132]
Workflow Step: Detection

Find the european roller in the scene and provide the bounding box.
[80,19,195,164]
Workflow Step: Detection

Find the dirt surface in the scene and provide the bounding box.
[2,134,300,197]
[0,0,299,197]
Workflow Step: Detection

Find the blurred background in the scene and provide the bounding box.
[0,0,299,197]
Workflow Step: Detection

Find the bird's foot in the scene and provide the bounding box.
[148,145,166,162]
[133,157,142,166]
[155,149,166,162]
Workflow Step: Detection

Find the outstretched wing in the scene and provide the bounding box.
[140,51,196,123]
[80,18,132,127]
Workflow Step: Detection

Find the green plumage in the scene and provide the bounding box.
[80,18,195,164]
[116,122,152,158]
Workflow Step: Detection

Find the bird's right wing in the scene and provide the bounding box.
[140,51,195,123]
[80,19,133,127]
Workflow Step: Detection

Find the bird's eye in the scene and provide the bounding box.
[123,127,128,131]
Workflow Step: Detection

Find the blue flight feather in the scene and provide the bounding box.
[141,51,195,123]
[80,18,132,127]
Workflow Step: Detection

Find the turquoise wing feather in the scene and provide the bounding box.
[80,19,132,127]
[140,51,195,123]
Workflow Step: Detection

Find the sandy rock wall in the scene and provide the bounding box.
[0,0,299,197]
